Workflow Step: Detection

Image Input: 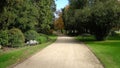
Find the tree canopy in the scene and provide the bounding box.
[0,0,56,34]
[62,0,120,40]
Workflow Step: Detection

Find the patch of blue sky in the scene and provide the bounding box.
[55,0,69,10]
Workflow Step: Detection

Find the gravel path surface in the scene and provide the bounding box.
[14,36,104,68]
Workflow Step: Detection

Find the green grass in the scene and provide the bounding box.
[77,35,120,68]
[0,35,57,68]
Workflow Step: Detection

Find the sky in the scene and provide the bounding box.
[55,0,69,11]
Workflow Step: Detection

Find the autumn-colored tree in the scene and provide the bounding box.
[54,12,64,33]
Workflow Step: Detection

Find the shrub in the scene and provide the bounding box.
[36,34,49,44]
[24,30,39,41]
[8,28,25,47]
[0,30,9,46]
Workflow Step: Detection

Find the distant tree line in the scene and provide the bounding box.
[62,0,120,40]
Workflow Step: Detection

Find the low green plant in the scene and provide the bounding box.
[36,34,49,44]
[0,30,9,46]
[24,30,39,41]
[8,28,25,47]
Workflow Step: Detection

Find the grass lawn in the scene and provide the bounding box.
[0,35,57,68]
[77,35,120,68]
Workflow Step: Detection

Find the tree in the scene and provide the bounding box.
[62,6,76,35]
[88,0,120,40]
[36,0,56,34]
[62,0,120,40]
[0,0,56,34]
[0,0,39,32]
[54,12,64,33]
[69,0,88,9]
[62,0,89,35]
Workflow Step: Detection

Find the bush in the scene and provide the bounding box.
[36,34,49,44]
[8,28,25,47]
[24,30,39,41]
[0,30,9,46]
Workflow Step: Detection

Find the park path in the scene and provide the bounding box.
[14,36,104,68]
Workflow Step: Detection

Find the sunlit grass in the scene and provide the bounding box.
[77,35,120,68]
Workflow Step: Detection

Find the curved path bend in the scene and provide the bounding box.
[14,36,104,68]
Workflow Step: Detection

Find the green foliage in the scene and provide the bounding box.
[24,30,39,41]
[0,0,56,47]
[0,0,55,33]
[0,0,38,32]
[36,34,49,44]
[36,0,56,34]
[8,28,25,47]
[63,0,120,40]
[75,7,91,34]
[9,0,38,32]
[69,0,88,9]
[0,30,8,46]
[88,0,120,40]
